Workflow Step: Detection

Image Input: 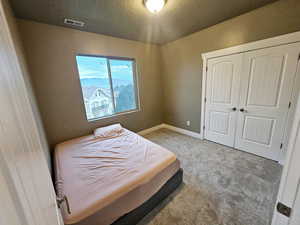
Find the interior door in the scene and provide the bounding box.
[235,43,300,161]
[271,79,300,225]
[0,0,62,225]
[290,187,300,225]
[204,54,242,146]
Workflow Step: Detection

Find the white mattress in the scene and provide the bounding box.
[55,129,178,224]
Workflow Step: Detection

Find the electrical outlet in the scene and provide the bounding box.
[186,120,190,126]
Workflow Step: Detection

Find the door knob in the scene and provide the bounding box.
[232,107,237,111]
[240,108,246,112]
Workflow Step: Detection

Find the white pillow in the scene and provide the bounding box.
[94,124,124,138]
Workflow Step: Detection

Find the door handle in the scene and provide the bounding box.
[240,108,247,113]
[232,107,237,111]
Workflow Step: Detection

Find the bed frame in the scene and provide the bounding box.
[112,168,183,225]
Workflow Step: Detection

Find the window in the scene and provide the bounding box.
[76,55,139,121]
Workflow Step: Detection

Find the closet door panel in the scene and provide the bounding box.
[204,54,242,147]
[235,43,300,160]
[246,55,284,107]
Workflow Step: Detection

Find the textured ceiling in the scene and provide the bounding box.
[10,0,278,44]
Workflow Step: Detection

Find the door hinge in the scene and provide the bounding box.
[298,53,300,61]
[277,202,291,217]
[206,66,208,72]
[280,143,283,149]
[203,125,205,130]
[204,97,207,103]
[288,102,292,109]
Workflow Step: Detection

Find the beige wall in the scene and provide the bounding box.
[161,0,300,133]
[18,20,163,148]
[17,0,300,149]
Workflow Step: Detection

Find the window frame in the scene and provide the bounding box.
[75,54,140,122]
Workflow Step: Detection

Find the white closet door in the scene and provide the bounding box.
[235,43,300,160]
[204,54,243,146]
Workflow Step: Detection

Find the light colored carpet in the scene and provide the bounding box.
[138,129,282,225]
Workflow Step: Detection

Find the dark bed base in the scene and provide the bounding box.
[111,168,183,225]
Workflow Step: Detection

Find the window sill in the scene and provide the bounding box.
[87,109,140,123]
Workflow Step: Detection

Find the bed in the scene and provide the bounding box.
[54,127,182,225]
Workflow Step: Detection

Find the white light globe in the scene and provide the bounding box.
[144,0,166,13]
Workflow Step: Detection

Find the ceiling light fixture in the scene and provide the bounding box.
[144,0,166,13]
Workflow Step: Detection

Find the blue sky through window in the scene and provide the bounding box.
[109,59,134,82]
[76,56,133,84]
[76,56,108,79]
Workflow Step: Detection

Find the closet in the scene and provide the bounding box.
[203,42,300,161]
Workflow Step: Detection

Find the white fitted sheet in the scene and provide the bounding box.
[55,129,177,224]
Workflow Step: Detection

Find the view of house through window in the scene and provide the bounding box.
[76,55,138,121]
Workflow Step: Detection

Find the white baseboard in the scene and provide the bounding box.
[162,123,202,139]
[138,123,202,139]
[137,124,165,136]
